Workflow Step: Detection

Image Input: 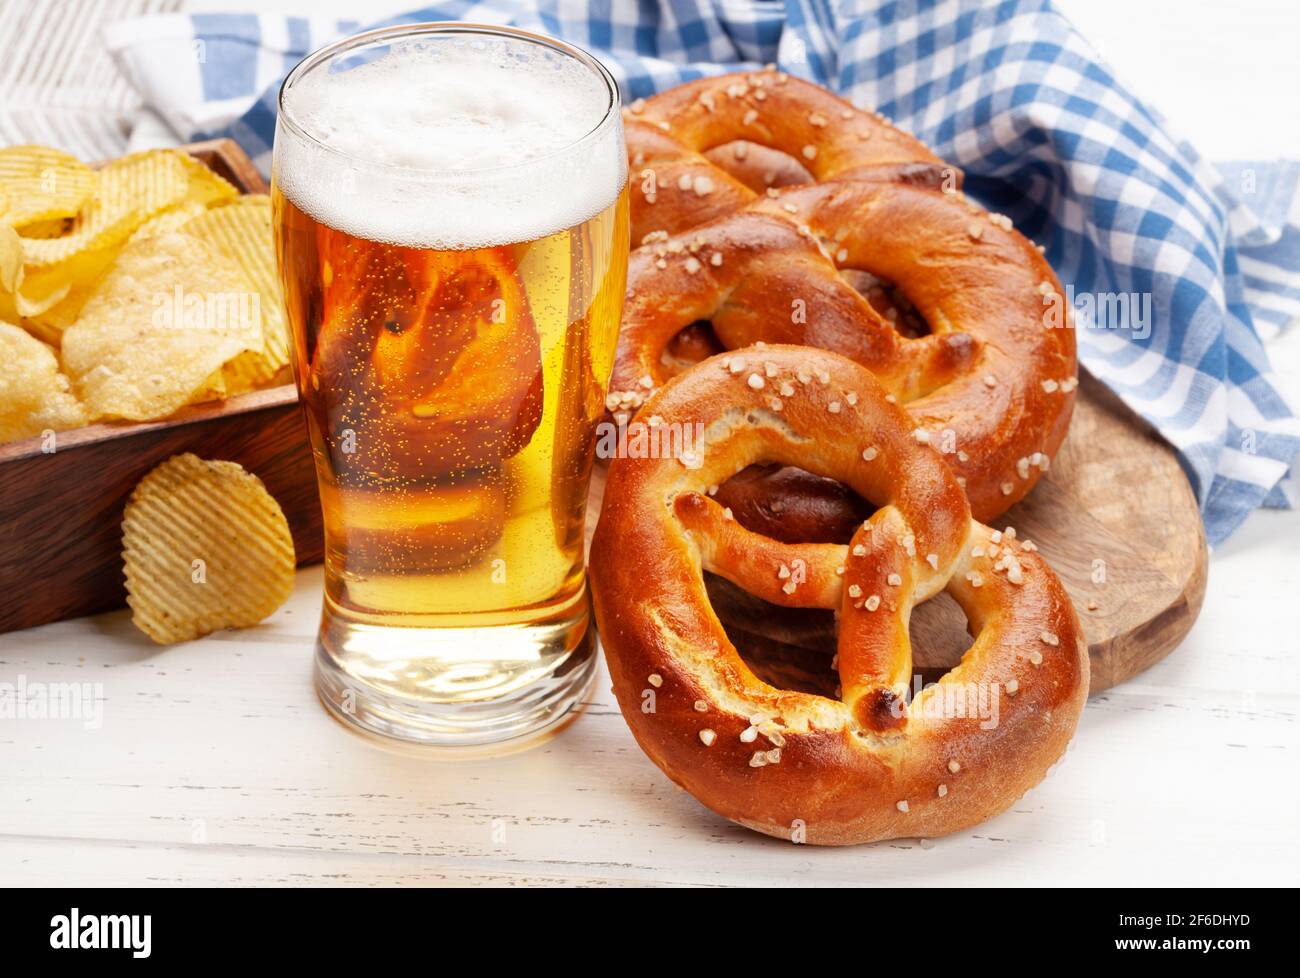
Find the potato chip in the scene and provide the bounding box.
[12,227,133,345]
[19,149,191,268]
[18,217,75,239]
[221,356,267,396]
[12,242,117,324]
[13,170,249,349]
[130,200,209,242]
[11,308,64,348]
[61,231,263,420]
[122,453,295,644]
[13,281,70,318]
[8,273,106,346]
[174,153,239,208]
[181,196,290,389]
[0,320,87,443]
[0,222,21,292]
[192,366,229,403]
[0,145,97,227]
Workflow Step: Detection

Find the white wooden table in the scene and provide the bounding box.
[2,0,1298,887]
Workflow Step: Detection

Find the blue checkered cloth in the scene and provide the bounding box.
[106,0,1300,545]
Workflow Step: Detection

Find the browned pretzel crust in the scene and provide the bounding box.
[625,70,956,244]
[590,347,1088,845]
[609,177,1077,523]
[614,72,1075,528]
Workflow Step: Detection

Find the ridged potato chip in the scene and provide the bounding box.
[16,202,209,340]
[174,153,239,209]
[0,145,97,227]
[130,200,210,242]
[19,149,191,268]
[15,217,74,239]
[122,453,295,644]
[9,275,103,346]
[61,231,263,420]
[11,212,178,346]
[0,222,20,292]
[181,195,289,391]
[0,320,87,442]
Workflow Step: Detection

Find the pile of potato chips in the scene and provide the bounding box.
[0,144,289,444]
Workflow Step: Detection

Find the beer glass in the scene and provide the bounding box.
[272,23,629,747]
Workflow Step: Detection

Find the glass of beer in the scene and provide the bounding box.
[271,23,629,747]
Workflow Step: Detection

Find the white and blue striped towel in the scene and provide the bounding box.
[103,0,1300,545]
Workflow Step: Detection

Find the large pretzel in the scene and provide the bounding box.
[615,72,1074,528]
[590,347,1088,844]
[608,176,1076,525]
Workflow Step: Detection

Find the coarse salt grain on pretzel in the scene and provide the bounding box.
[590,346,1087,845]
[609,177,1076,525]
[625,68,958,245]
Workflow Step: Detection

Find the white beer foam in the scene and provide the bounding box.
[276,35,625,250]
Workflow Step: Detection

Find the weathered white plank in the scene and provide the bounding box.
[2,511,1297,887]
[0,837,678,887]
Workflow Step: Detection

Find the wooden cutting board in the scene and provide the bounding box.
[585,370,1207,694]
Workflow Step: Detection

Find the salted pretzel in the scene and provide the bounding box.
[615,71,1074,527]
[625,69,957,245]
[608,176,1076,524]
[590,347,1087,844]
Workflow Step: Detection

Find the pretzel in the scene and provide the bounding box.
[616,72,1074,526]
[608,176,1077,523]
[590,346,1087,844]
[625,70,957,245]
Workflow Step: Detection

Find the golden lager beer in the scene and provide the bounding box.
[272,24,628,745]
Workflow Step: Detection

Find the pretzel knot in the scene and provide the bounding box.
[614,71,1075,526]
[590,347,1088,845]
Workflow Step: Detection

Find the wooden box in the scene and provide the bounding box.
[0,140,322,634]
